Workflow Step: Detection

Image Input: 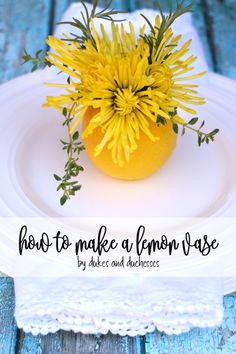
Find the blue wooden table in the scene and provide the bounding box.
[0,0,236,353]
[1,278,236,353]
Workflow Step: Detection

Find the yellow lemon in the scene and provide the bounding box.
[82,108,177,180]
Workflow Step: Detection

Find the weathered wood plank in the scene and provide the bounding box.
[94,333,144,354]
[53,0,77,28]
[0,0,52,83]
[0,277,17,354]
[201,0,236,79]
[17,331,62,354]
[145,293,236,354]
[18,331,143,354]
[53,0,128,28]
[1,0,236,82]
[192,0,213,69]
[98,0,128,10]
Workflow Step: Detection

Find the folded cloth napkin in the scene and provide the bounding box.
[14,275,223,336]
[14,3,223,337]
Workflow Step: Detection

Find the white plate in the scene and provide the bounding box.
[0,70,236,292]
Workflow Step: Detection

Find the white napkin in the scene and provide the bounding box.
[14,4,223,337]
[14,275,223,336]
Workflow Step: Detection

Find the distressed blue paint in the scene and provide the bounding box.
[145,294,236,354]
[53,0,76,28]
[99,0,128,10]
[0,0,52,83]
[53,0,128,27]
[1,0,236,82]
[200,0,236,79]
[18,334,42,354]
[53,0,128,31]
[192,0,213,69]
[0,278,17,354]
[19,331,143,353]
[19,332,63,354]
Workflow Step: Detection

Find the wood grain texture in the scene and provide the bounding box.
[53,0,128,29]
[0,278,17,354]
[145,293,236,354]
[1,0,236,82]
[53,0,77,28]
[18,331,143,353]
[200,0,236,79]
[0,0,52,83]
[191,0,213,69]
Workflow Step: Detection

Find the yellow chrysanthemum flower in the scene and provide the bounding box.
[45,18,205,166]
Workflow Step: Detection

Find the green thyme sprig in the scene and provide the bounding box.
[58,0,125,48]
[157,113,219,146]
[22,49,52,71]
[172,117,219,146]
[141,0,194,63]
[54,105,85,206]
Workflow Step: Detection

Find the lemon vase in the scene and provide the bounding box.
[82,107,177,180]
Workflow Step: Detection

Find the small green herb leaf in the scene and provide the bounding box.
[188,117,198,125]
[60,195,68,206]
[62,107,67,117]
[172,122,179,134]
[54,174,62,181]
[72,131,79,141]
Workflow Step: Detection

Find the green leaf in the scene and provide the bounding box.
[156,115,167,125]
[72,131,79,141]
[36,49,43,57]
[73,185,82,192]
[62,107,67,117]
[60,139,67,145]
[22,54,32,62]
[211,129,219,136]
[173,123,179,134]
[70,166,80,177]
[198,135,202,147]
[53,174,61,181]
[31,64,38,72]
[188,117,198,125]
[199,120,205,129]
[60,195,68,206]
[140,14,155,32]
